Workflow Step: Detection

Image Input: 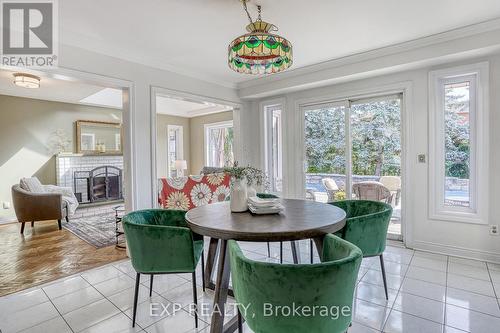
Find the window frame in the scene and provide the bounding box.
[428,62,489,224]
[166,125,183,177]
[204,120,234,168]
[262,102,284,193]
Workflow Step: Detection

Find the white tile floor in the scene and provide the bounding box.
[1,240,500,333]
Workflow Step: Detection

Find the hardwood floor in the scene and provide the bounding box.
[0,220,127,297]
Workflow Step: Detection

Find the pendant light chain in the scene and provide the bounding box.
[242,0,254,24]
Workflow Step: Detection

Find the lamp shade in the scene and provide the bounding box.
[228,21,292,75]
[175,160,187,170]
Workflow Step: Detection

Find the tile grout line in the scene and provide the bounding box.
[379,249,416,332]
[78,272,147,332]
[485,263,500,312]
[40,288,75,333]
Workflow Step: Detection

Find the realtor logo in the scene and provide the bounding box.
[1,0,58,67]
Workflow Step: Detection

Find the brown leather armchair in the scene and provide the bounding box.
[11,184,69,234]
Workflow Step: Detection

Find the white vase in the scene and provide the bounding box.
[230,178,248,212]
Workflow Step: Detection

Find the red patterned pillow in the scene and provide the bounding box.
[158,173,231,211]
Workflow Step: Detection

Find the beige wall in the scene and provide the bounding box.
[156,114,190,177]
[189,111,233,174]
[155,111,233,178]
[0,94,122,220]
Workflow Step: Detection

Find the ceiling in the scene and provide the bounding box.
[60,0,500,86]
[156,95,232,118]
[0,69,123,109]
[0,69,230,116]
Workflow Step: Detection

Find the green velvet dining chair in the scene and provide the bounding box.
[229,234,362,333]
[329,200,392,299]
[122,209,204,328]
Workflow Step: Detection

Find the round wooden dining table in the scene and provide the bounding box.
[185,199,346,333]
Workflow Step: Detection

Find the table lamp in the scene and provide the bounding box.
[175,160,187,177]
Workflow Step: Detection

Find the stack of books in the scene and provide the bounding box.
[247,196,284,215]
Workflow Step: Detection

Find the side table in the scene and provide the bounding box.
[113,205,126,249]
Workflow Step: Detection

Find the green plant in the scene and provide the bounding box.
[223,161,247,180]
[223,162,269,190]
[334,190,346,201]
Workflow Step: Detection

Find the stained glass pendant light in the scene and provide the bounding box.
[228,0,292,75]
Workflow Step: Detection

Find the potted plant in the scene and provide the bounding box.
[244,166,268,197]
[224,163,269,212]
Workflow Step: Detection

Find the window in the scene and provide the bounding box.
[204,120,234,168]
[429,63,489,224]
[167,125,183,177]
[263,103,283,192]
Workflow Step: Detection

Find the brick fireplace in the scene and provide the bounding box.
[56,153,124,204]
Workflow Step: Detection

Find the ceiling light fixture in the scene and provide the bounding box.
[13,73,40,88]
[228,0,292,75]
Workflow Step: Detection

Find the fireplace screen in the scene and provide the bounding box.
[74,166,123,203]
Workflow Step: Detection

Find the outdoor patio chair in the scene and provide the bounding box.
[379,176,401,206]
[352,181,392,204]
[322,177,340,202]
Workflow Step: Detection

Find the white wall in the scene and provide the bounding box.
[57,45,241,211]
[244,53,500,262]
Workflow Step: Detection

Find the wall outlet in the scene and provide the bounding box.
[490,225,499,236]
[2,201,10,209]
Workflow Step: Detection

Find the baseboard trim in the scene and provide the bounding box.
[412,240,500,264]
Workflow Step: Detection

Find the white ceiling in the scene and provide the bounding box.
[156,94,232,118]
[60,0,500,86]
[0,69,123,109]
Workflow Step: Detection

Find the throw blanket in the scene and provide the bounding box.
[44,185,79,216]
[158,173,230,210]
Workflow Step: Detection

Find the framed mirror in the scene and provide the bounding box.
[76,120,122,155]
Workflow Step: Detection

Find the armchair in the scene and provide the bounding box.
[229,234,362,333]
[11,184,69,234]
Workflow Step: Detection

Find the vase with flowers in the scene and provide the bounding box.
[223,163,249,212]
[224,162,269,212]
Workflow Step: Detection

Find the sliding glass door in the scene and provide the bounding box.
[350,96,402,239]
[303,95,403,240]
[304,102,348,203]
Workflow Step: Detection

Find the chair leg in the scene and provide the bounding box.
[201,250,206,292]
[57,219,62,230]
[31,221,34,227]
[149,274,154,297]
[65,216,69,223]
[238,308,243,333]
[267,242,271,257]
[379,254,389,300]
[20,222,25,234]
[132,273,140,327]
[192,271,198,328]
[279,241,283,264]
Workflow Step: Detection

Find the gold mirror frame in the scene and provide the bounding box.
[76,120,123,155]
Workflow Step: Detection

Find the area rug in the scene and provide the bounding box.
[63,213,116,248]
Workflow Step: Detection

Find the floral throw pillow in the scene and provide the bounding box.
[159,173,230,211]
